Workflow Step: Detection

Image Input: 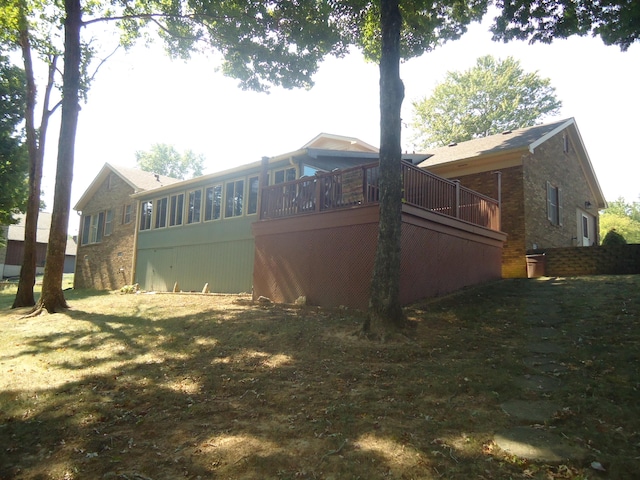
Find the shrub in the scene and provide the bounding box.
[602,229,627,246]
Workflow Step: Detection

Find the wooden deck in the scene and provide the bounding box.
[259,161,501,231]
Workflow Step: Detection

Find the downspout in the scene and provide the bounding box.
[130,198,141,285]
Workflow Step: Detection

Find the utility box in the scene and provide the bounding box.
[526,254,546,278]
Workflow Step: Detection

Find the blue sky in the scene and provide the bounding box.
[35,14,640,230]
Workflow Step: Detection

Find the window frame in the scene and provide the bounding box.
[204,183,223,222]
[169,193,185,227]
[224,178,245,218]
[247,176,259,215]
[546,181,562,226]
[140,200,153,231]
[187,188,203,224]
[154,196,168,229]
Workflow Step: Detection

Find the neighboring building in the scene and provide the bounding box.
[418,118,606,278]
[131,134,427,294]
[73,164,180,290]
[0,212,77,278]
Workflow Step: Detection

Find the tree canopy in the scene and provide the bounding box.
[411,55,561,148]
[135,144,204,180]
[600,198,640,244]
[0,55,28,242]
[492,0,640,51]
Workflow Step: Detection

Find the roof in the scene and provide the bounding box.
[418,118,572,168]
[417,117,606,209]
[302,133,379,153]
[131,134,429,199]
[4,212,77,256]
[74,163,181,211]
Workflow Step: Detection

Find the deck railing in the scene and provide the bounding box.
[260,161,500,231]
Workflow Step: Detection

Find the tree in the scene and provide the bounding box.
[2,0,62,307]
[135,144,204,180]
[0,55,28,241]
[411,55,561,148]
[600,198,640,244]
[491,0,640,51]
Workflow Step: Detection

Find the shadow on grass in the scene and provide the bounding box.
[0,276,639,479]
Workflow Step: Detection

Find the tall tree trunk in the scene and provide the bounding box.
[30,0,81,314]
[12,22,39,308]
[12,20,56,308]
[365,0,406,332]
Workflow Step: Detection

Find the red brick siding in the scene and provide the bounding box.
[452,166,527,278]
[74,173,137,290]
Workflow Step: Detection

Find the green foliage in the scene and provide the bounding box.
[411,55,561,148]
[0,55,28,242]
[601,229,627,246]
[135,143,204,180]
[492,0,640,51]
[600,198,640,244]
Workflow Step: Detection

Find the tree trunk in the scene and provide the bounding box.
[365,0,406,333]
[30,0,82,315]
[12,19,56,308]
[12,23,40,308]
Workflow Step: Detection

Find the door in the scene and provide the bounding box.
[581,213,592,246]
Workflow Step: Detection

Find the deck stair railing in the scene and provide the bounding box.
[260,161,500,231]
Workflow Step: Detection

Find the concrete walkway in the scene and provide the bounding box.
[493,282,588,463]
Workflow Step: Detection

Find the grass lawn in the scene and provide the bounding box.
[0,275,638,479]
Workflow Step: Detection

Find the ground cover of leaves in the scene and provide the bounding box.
[0,275,638,479]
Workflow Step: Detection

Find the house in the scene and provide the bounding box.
[0,212,77,278]
[73,164,180,290]
[417,118,606,278]
[129,134,429,294]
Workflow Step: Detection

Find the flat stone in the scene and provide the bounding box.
[514,374,562,392]
[527,342,566,355]
[523,357,568,374]
[494,426,587,463]
[500,400,562,423]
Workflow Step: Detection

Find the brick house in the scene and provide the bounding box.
[73,164,180,290]
[418,118,606,278]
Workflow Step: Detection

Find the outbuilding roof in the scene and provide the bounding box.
[5,212,77,256]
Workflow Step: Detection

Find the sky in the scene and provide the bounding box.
[34,13,640,233]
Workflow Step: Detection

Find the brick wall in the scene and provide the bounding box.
[74,173,137,290]
[522,132,598,250]
[453,165,527,278]
[536,245,640,276]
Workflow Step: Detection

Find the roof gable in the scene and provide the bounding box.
[74,163,180,211]
[302,133,379,153]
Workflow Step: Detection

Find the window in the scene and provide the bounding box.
[81,210,109,245]
[122,204,132,224]
[140,200,153,231]
[104,209,114,236]
[248,176,259,215]
[169,193,184,226]
[155,197,168,228]
[225,179,244,218]
[274,167,296,184]
[187,189,202,224]
[303,165,320,177]
[546,182,562,226]
[204,184,222,221]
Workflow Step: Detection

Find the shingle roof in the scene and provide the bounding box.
[5,212,77,255]
[418,118,572,168]
[74,163,181,211]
